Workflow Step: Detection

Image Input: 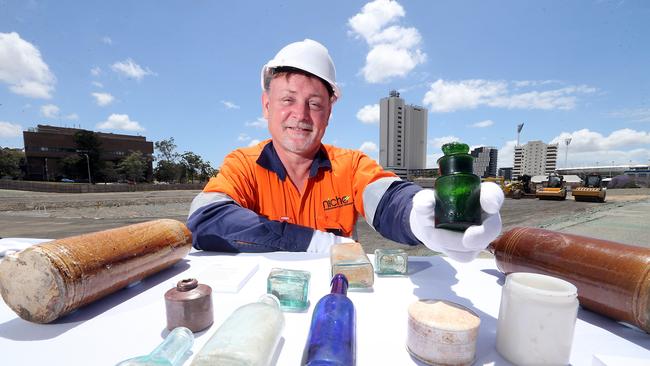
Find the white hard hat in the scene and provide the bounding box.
[261,39,340,101]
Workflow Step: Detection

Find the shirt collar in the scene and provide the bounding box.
[257,141,331,181]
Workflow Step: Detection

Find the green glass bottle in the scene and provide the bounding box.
[434,142,481,231]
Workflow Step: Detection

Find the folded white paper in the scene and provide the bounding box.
[0,238,53,257]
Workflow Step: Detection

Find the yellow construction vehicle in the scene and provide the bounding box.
[504,174,536,199]
[573,173,606,202]
[536,173,567,200]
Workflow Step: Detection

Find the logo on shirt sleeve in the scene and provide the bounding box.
[322,195,353,211]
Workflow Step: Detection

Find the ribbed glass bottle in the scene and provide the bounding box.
[302,273,356,366]
[434,142,481,231]
[190,294,285,366]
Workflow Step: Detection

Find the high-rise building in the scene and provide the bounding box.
[498,167,513,181]
[471,146,498,178]
[513,140,558,178]
[379,90,427,177]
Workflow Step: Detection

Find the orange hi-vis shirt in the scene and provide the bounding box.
[202,140,398,237]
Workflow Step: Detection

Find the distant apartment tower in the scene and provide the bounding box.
[513,140,558,178]
[379,90,427,176]
[498,167,513,181]
[471,146,498,178]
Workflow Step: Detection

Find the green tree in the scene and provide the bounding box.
[180,151,202,183]
[154,137,182,183]
[0,147,25,179]
[99,161,119,183]
[118,151,147,182]
[73,130,103,183]
[60,155,81,180]
[154,137,179,162]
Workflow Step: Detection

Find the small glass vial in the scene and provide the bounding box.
[267,268,311,312]
[116,326,194,366]
[330,242,374,289]
[496,272,579,366]
[374,248,408,275]
[434,142,481,231]
[190,294,285,366]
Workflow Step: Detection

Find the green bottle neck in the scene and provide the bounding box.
[438,154,474,175]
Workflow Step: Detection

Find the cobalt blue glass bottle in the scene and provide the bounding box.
[302,273,356,366]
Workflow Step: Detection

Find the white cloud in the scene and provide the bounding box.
[422,79,596,112]
[92,81,104,88]
[238,133,251,142]
[471,120,494,128]
[497,140,517,169]
[97,114,144,132]
[356,104,380,124]
[0,32,55,99]
[608,108,650,123]
[91,67,101,76]
[92,92,114,106]
[348,0,426,83]
[102,36,112,45]
[359,141,378,154]
[41,104,60,118]
[111,58,154,81]
[0,121,23,138]
[248,139,261,147]
[221,100,240,109]
[429,135,460,149]
[246,117,267,128]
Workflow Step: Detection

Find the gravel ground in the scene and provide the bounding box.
[1,188,649,256]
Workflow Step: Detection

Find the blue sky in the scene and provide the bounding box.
[1,0,649,169]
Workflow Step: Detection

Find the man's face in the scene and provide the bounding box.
[262,73,332,158]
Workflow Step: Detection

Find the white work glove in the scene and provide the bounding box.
[307,230,356,254]
[410,182,504,262]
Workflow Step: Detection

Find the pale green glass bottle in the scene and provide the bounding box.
[190,294,285,366]
[434,142,481,231]
[267,268,311,312]
[330,242,374,289]
[374,248,408,275]
[115,327,194,366]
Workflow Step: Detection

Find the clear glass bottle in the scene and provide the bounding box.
[116,327,194,366]
[330,242,374,289]
[302,274,356,366]
[267,268,311,312]
[374,248,408,276]
[434,142,481,231]
[190,294,285,366]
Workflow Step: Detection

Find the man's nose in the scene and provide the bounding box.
[290,101,311,121]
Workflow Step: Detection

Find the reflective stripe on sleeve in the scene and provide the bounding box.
[362,176,402,228]
[188,192,239,218]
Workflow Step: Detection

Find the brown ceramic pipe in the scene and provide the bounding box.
[489,226,650,333]
[0,219,192,323]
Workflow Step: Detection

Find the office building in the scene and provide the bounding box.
[498,167,513,181]
[23,124,154,181]
[471,146,498,178]
[379,90,427,178]
[513,140,558,178]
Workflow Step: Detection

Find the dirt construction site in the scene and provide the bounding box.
[1,187,649,256]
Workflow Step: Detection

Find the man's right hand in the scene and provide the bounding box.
[307,230,355,254]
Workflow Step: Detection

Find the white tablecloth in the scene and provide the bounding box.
[1,251,649,365]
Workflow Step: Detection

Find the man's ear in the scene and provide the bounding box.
[261,91,270,120]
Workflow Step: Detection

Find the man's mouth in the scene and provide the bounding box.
[283,122,313,132]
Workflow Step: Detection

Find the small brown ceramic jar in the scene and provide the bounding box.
[165,278,213,332]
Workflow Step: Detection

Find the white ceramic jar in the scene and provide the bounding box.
[496,272,579,366]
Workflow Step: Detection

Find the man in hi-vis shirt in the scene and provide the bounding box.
[188,39,504,262]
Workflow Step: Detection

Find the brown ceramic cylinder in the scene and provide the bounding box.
[0,219,192,323]
[165,278,214,332]
[489,227,650,333]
